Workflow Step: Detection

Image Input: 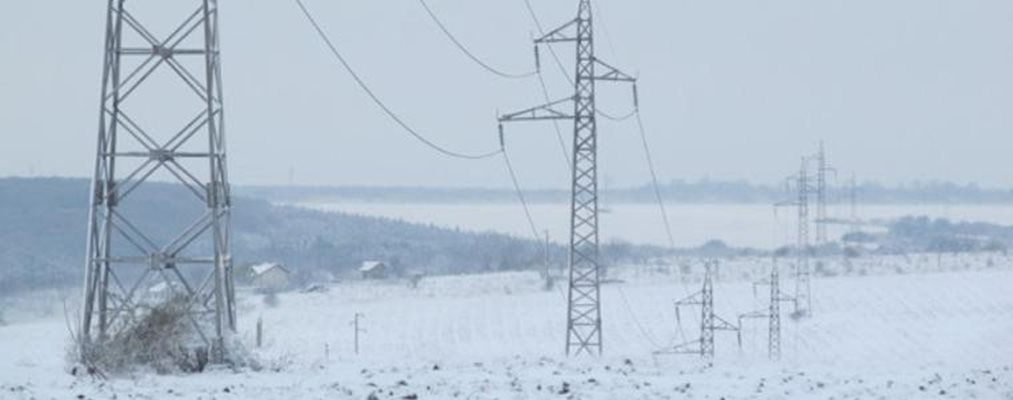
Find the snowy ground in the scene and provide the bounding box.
[1,256,1012,399]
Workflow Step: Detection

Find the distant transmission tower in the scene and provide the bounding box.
[80,0,235,362]
[813,141,836,245]
[740,258,794,360]
[794,157,812,316]
[767,259,787,360]
[776,157,814,317]
[657,261,739,358]
[498,0,636,356]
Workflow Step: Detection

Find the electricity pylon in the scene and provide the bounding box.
[80,0,235,363]
[776,157,815,317]
[498,0,635,356]
[740,258,795,360]
[656,261,739,358]
[812,141,836,245]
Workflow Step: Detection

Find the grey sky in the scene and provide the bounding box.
[1,0,1012,188]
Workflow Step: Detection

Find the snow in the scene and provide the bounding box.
[360,261,385,272]
[1,256,1012,399]
[251,263,286,276]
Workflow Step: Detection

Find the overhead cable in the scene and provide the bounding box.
[296,0,501,160]
[419,0,538,79]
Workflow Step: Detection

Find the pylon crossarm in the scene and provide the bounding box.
[500,96,576,122]
[674,290,704,306]
[713,315,739,331]
[535,18,579,44]
[737,310,768,324]
[654,339,702,355]
[774,290,796,304]
[592,58,636,82]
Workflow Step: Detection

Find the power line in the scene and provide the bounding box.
[418,0,537,79]
[295,0,502,160]
[616,284,669,350]
[536,69,573,171]
[500,143,542,244]
[634,110,676,249]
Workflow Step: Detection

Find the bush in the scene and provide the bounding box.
[73,296,213,375]
[263,291,279,308]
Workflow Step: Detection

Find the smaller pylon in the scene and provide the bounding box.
[813,141,836,246]
[655,261,739,358]
[740,258,796,360]
[775,156,816,317]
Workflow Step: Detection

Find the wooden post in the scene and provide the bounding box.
[256,317,263,348]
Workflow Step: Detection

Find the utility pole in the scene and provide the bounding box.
[351,313,365,355]
[849,174,859,235]
[79,0,235,363]
[543,230,554,290]
[657,261,739,358]
[498,0,636,357]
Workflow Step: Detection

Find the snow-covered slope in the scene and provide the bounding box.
[2,257,1011,399]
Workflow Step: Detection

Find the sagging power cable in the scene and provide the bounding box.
[295,0,502,160]
[634,109,676,249]
[500,141,543,244]
[418,0,538,79]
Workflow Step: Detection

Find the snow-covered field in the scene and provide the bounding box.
[2,255,1011,399]
[293,202,1013,249]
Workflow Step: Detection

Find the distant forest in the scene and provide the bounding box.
[0,178,671,295]
[4,178,1013,295]
[240,179,1013,205]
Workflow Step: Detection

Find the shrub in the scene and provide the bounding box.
[263,291,279,308]
[73,296,213,375]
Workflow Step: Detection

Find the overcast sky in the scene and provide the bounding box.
[1,0,1012,188]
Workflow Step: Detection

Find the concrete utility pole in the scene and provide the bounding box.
[498,0,636,357]
[80,0,235,363]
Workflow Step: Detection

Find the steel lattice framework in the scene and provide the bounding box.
[740,258,794,360]
[499,0,635,356]
[812,141,836,245]
[794,157,812,316]
[657,261,739,358]
[80,0,235,362]
[776,157,815,317]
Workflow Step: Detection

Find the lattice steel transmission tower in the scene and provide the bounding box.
[794,157,812,316]
[813,141,836,245]
[80,0,235,362]
[775,156,815,317]
[498,0,635,356]
[657,261,739,358]
[739,258,794,360]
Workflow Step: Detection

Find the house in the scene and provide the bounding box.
[359,261,388,280]
[250,262,291,290]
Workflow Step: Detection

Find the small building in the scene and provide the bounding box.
[250,262,291,290]
[359,261,389,280]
